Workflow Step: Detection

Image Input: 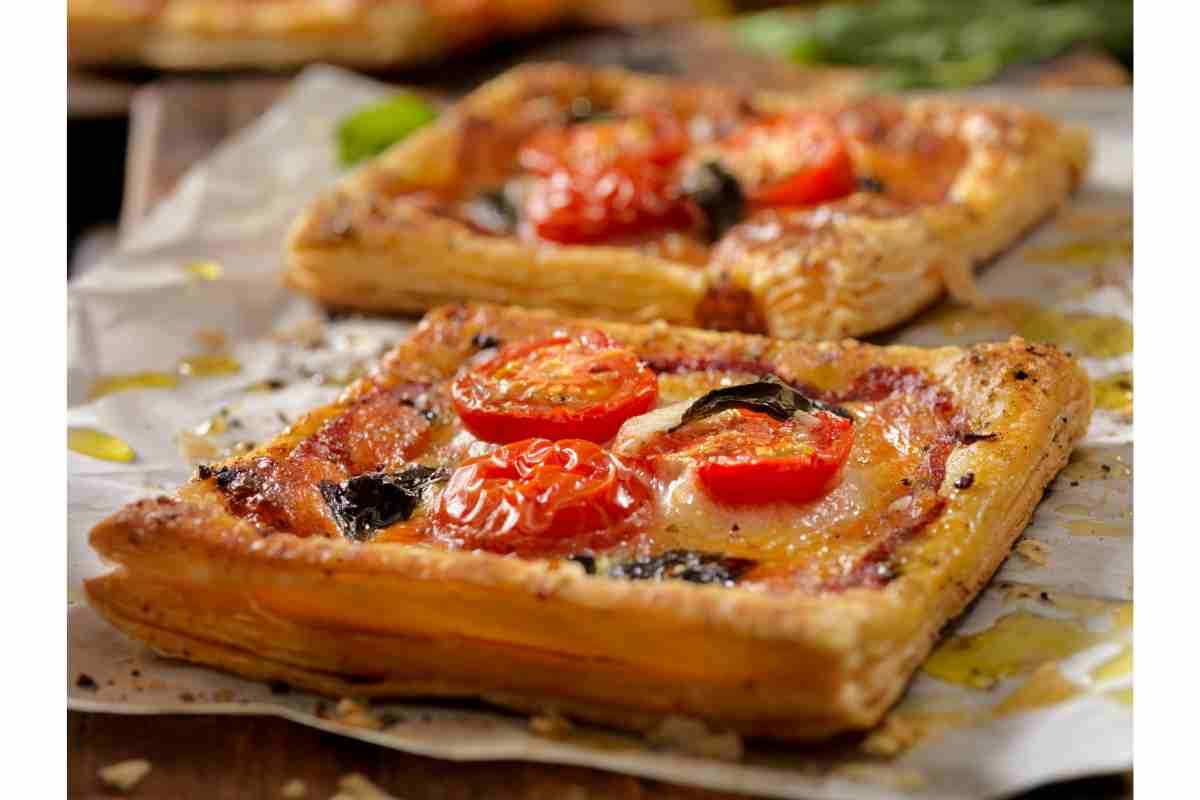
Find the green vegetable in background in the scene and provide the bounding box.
[336,93,438,167]
[736,0,1132,91]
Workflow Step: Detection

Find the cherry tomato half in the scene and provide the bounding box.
[523,161,696,244]
[634,407,854,506]
[518,113,689,176]
[719,115,857,210]
[433,438,653,555]
[518,113,695,244]
[451,331,659,444]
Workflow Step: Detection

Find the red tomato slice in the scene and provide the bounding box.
[635,407,854,506]
[523,161,696,245]
[433,438,653,555]
[518,113,689,176]
[719,115,857,210]
[451,331,659,444]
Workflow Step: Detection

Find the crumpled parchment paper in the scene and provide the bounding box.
[68,66,1132,800]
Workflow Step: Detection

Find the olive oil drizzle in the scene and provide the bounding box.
[1023,238,1132,267]
[68,427,136,463]
[923,591,1132,715]
[88,371,180,400]
[184,260,224,280]
[177,354,242,377]
[928,300,1132,359]
[1092,371,1133,414]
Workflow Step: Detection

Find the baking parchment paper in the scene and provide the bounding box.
[68,66,1132,800]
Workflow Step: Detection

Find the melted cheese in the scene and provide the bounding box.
[288,362,957,592]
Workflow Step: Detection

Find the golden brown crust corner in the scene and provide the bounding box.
[286,63,1090,340]
[68,1,576,70]
[85,303,1091,739]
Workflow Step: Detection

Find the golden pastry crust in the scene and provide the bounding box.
[68,1,576,70]
[286,63,1090,340]
[86,303,1091,739]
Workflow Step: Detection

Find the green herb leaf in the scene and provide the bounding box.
[681,161,745,241]
[336,93,438,167]
[735,0,1132,91]
[672,375,853,433]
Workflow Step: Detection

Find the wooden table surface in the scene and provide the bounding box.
[70,23,1131,800]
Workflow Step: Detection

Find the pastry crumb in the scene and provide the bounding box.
[529,711,574,737]
[194,328,228,352]
[177,429,221,463]
[646,716,743,761]
[859,710,970,756]
[860,714,923,757]
[1016,539,1051,566]
[98,759,152,792]
[279,778,307,798]
[275,318,327,349]
[335,773,397,799]
[332,698,384,730]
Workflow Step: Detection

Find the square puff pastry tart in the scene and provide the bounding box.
[68,1,576,70]
[86,304,1091,740]
[286,63,1090,340]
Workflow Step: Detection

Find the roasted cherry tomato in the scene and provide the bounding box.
[451,331,658,444]
[518,113,689,176]
[523,161,695,244]
[519,113,695,244]
[433,438,653,555]
[635,407,854,506]
[718,115,856,209]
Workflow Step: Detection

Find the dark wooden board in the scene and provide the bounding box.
[69,712,752,799]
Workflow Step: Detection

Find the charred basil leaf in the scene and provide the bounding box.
[567,554,597,575]
[320,465,447,542]
[470,332,502,350]
[682,161,745,241]
[672,374,853,432]
[214,465,257,500]
[462,187,518,235]
[609,549,756,586]
[857,176,886,193]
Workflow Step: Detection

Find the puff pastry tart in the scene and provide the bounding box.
[68,1,576,70]
[286,63,1090,340]
[87,304,1092,739]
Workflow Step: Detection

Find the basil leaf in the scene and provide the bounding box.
[682,161,745,242]
[608,549,757,586]
[735,1,1131,91]
[337,93,438,167]
[320,465,447,542]
[672,374,853,432]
